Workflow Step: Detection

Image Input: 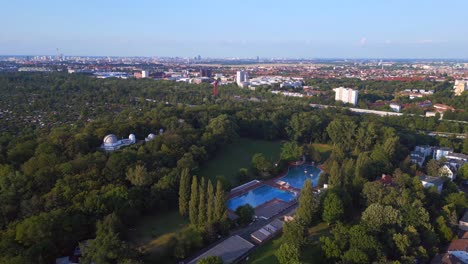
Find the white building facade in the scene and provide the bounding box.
[333,87,358,106]
[433,147,454,161]
[236,70,248,87]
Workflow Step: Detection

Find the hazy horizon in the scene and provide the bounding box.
[2,0,468,59]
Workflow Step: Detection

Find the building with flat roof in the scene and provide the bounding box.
[420,175,445,193]
[187,235,254,264]
[333,87,358,106]
[433,147,454,161]
[251,218,284,244]
[389,103,401,112]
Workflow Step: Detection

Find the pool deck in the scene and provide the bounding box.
[254,198,297,219]
[264,162,322,193]
[227,181,265,200]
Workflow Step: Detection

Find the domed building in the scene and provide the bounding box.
[145,133,156,142]
[100,133,136,151]
[103,134,118,146]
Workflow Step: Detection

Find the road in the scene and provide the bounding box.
[310,103,468,125]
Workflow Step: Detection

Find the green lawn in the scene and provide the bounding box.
[247,221,330,264]
[126,211,188,263]
[197,138,283,185]
[311,143,333,163]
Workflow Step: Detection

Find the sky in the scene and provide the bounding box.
[1,0,468,58]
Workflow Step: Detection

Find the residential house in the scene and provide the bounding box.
[380,174,393,186]
[446,153,468,163]
[410,145,434,166]
[434,147,454,161]
[447,239,468,263]
[440,164,457,181]
[415,145,433,157]
[419,175,445,193]
[460,211,468,232]
[410,151,426,167]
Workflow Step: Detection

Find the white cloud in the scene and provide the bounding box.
[417,39,434,44]
[360,37,367,46]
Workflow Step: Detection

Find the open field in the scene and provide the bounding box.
[126,211,188,263]
[311,143,333,162]
[247,221,330,264]
[197,138,283,185]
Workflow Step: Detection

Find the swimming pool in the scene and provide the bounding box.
[278,164,322,189]
[227,185,295,211]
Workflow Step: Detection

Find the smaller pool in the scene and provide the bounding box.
[227,185,295,211]
[278,165,322,189]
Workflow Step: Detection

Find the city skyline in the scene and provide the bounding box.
[2,0,468,58]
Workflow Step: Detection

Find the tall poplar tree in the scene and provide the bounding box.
[198,177,207,226]
[206,180,215,224]
[296,179,319,227]
[189,176,199,226]
[178,168,191,217]
[329,160,342,187]
[214,180,227,222]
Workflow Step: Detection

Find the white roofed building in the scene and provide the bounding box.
[100,134,136,151]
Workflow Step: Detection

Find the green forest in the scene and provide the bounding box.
[0,73,467,263]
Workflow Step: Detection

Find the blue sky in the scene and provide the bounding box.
[1,0,468,58]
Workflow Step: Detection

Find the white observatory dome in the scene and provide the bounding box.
[129,134,136,143]
[103,134,118,146]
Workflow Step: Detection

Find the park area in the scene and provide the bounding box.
[126,211,188,263]
[126,138,283,263]
[197,138,283,185]
[125,139,333,263]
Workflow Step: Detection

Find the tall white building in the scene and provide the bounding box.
[333,87,358,106]
[454,80,468,96]
[236,70,248,86]
[142,70,149,78]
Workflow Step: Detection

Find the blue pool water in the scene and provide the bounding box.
[278,165,322,189]
[227,185,295,211]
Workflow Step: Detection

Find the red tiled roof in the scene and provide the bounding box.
[448,239,468,251]
[380,174,393,185]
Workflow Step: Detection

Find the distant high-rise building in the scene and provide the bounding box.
[454,80,467,96]
[200,68,212,77]
[236,70,248,86]
[141,70,149,78]
[333,87,358,106]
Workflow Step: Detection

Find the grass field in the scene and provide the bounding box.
[197,138,283,185]
[126,211,188,263]
[311,143,333,162]
[247,221,330,264]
